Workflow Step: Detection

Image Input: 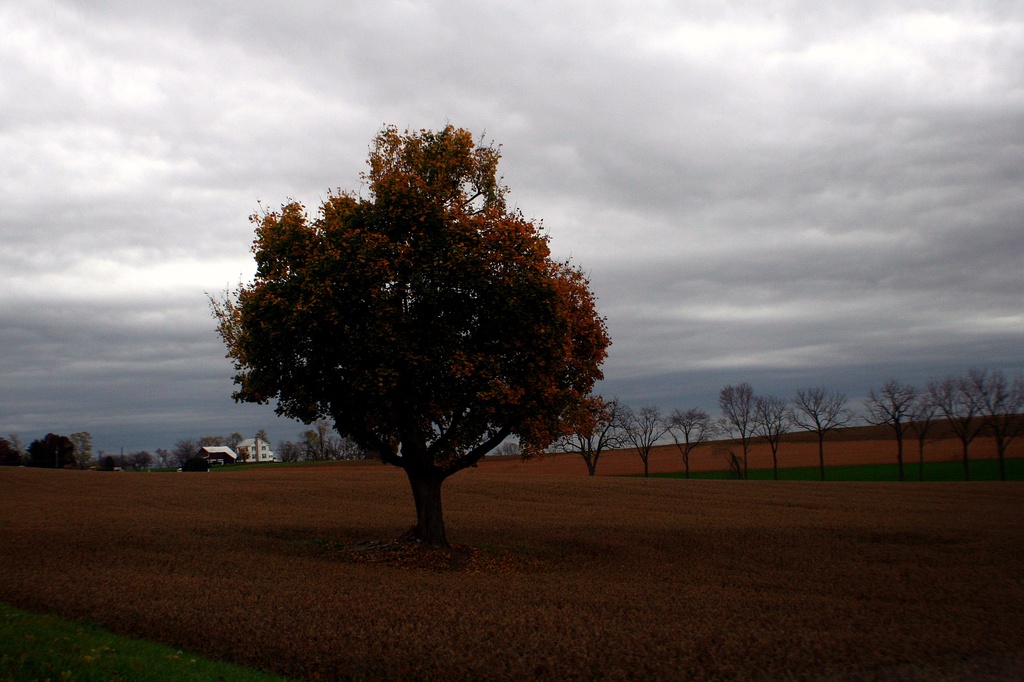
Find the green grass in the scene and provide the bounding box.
[0,602,291,682]
[651,457,1024,481]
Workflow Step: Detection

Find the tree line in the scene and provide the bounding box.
[555,368,1024,481]
[0,421,373,471]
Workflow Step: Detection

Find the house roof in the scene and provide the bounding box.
[200,446,236,459]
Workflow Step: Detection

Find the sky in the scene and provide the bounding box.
[2,0,1022,455]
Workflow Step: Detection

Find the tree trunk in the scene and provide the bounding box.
[404,468,448,547]
[817,434,825,481]
[895,435,904,482]
[961,440,970,482]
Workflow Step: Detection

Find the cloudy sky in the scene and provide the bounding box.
[3,0,1022,454]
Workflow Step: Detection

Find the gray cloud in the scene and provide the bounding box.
[2,0,1022,453]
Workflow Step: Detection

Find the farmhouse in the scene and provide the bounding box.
[236,437,277,463]
[198,446,237,466]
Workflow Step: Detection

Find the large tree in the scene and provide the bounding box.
[965,368,1024,481]
[555,395,623,477]
[213,125,609,546]
[620,405,667,478]
[664,407,716,479]
[27,434,75,469]
[927,374,985,481]
[752,395,789,480]
[790,387,850,481]
[718,383,756,479]
[863,379,918,482]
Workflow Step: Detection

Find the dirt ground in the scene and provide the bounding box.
[2,461,1023,680]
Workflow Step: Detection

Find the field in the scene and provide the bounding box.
[2,435,1024,680]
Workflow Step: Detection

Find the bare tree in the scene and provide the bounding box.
[790,387,850,481]
[907,393,939,481]
[493,440,521,457]
[966,369,1024,481]
[718,383,756,479]
[302,419,343,460]
[172,437,200,467]
[864,379,918,481]
[753,395,790,480]
[555,396,624,476]
[927,374,985,481]
[154,448,173,468]
[664,407,716,479]
[620,405,668,478]
[276,439,302,463]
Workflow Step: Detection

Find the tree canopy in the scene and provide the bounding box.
[213,125,610,545]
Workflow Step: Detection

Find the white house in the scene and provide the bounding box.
[236,437,277,463]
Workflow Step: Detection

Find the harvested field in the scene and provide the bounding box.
[2,465,1023,681]
[489,431,1024,477]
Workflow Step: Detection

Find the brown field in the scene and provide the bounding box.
[2,450,1024,680]
[486,428,1024,477]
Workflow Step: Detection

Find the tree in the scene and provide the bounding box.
[212,125,609,546]
[965,369,1024,481]
[128,450,154,470]
[555,395,623,476]
[927,374,985,481]
[0,438,20,466]
[154,448,173,468]
[863,380,918,482]
[27,434,75,469]
[621,405,667,478]
[68,431,94,469]
[172,438,199,467]
[718,383,756,479]
[790,387,850,481]
[276,439,303,463]
[664,407,716,479]
[302,420,342,461]
[752,395,789,480]
[907,393,939,481]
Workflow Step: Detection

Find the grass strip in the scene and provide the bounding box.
[0,602,291,682]
[650,457,1024,481]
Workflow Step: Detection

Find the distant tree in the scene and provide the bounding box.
[255,428,271,443]
[7,434,24,461]
[752,395,790,480]
[664,407,716,479]
[966,369,1024,481]
[718,383,756,479]
[276,439,302,463]
[927,374,985,481]
[227,432,245,451]
[714,446,743,479]
[0,438,20,466]
[154,448,173,468]
[199,435,228,448]
[212,125,609,546]
[863,379,918,481]
[26,434,75,469]
[301,420,342,461]
[790,387,850,481]
[907,393,939,481]
[555,396,623,476]
[99,455,116,471]
[172,438,200,467]
[68,431,94,469]
[493,440,521,457]
[621,405,667,478]
[128,451,153,470]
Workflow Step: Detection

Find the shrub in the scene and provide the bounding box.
[181,457,209,472]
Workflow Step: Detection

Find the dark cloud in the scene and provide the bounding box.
[2,1,1022,453]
